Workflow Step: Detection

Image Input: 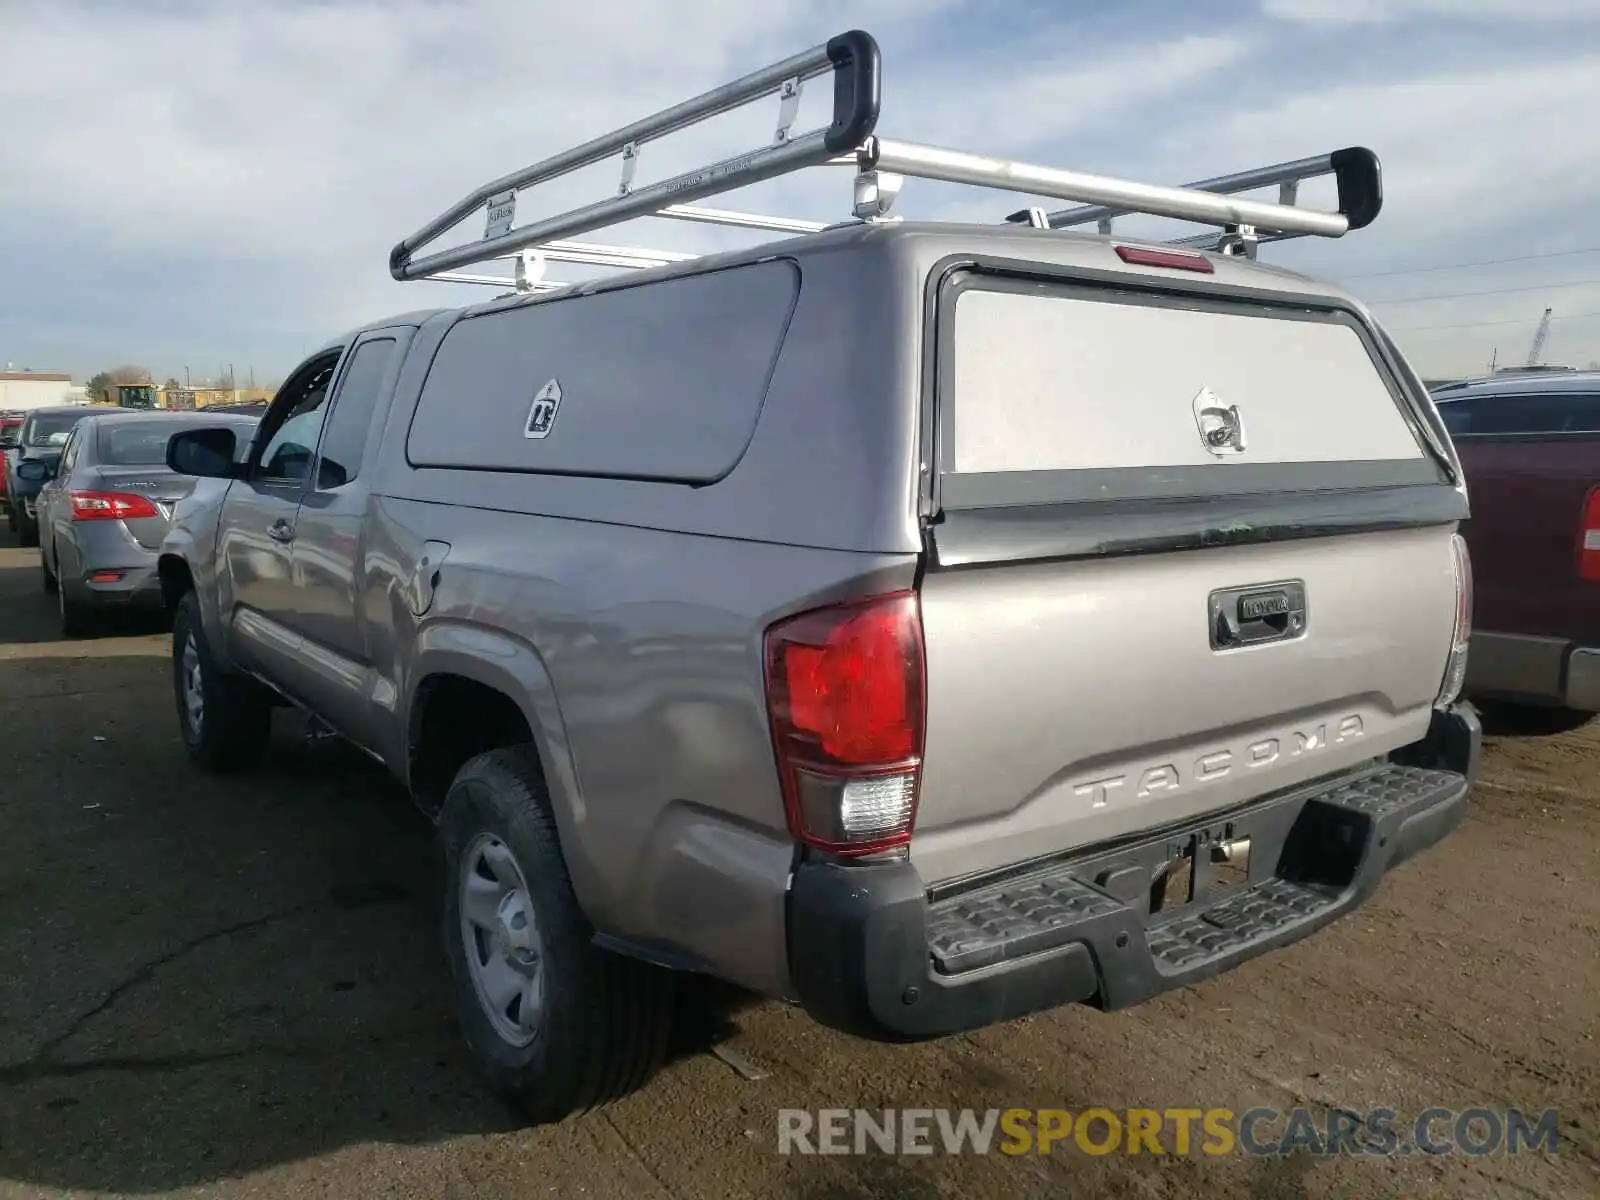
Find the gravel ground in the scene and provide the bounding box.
[0,529,1594,1199]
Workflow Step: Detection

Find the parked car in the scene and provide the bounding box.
[1433,371,1600,732]
[4,405,98,545]
[28,409,261,636]
[198,400,269,416]
[155,33,1478,1123]
[0,411,23,522]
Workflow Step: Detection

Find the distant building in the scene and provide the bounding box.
[0,369,76,411]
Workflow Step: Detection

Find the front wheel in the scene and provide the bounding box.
[171,589,273,771]
[16,513,38,548]
[438,746,676,1123]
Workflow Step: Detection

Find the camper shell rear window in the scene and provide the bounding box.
[934,269,1442,510]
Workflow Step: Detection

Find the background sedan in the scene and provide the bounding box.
[31,409,259,636]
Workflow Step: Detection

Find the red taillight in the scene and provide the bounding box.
[763,591,925,856]
[1580,488,1600,583]
[1114,244,1215,273]
[69,490,160,521]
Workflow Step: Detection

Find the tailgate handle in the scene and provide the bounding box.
[1209,581,1307,651]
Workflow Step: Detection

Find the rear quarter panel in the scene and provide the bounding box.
[371,496,915,997]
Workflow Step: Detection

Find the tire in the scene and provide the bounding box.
[41,541,56,593]
[58,569,90,638]
[1476,700,1594,738]
[438,746,675,1123]
[171,589,273,770]
[16,513,38,548]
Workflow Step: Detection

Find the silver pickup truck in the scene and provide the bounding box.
[158,31,1479,1123]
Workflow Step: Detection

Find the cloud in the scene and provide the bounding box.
[1262,0,1599,22]
[1,1,1596,378]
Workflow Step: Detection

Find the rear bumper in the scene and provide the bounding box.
[73,564,165,608]
[786,704,1479,1043]
[1466,631,1600,712]
[63,521,165,608]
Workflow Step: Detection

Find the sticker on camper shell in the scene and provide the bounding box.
[525,379,561,440]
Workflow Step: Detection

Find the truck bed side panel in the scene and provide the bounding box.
[371,498,916,1002]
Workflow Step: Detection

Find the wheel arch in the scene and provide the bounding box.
[404,625,597,915]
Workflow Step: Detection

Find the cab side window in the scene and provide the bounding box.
[1437,400,1474,436]
[315,337,396,490]
[1434,392,1600,437]
[255,355,341,484]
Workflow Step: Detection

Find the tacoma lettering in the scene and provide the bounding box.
[1071,715,1366,808]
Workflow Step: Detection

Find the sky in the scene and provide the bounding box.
[2,0,1598,386]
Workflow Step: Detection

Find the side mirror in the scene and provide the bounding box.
[0,436,17,451]
[167,427,243,479]
[16,458,55,482]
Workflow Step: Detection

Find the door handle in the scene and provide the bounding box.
[268,518,296,544]
[1208,581,1307,651]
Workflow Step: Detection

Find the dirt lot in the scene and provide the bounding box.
[0,530,1594,1200]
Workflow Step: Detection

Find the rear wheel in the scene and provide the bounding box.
[171,589,273,770]
[57,563,90,638]
[438,746,676,1123]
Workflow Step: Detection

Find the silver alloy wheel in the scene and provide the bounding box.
[459,831,545,1047]
[180,630,205,737]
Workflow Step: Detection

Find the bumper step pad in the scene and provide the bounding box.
[923,763,1467,995]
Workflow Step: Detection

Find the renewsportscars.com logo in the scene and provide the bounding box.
[776,1106,1563,1159]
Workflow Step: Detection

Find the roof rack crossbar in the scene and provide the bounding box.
[512,240,700,270]
[391,29,1384,288]
[1011,147,1383,250]
[655,204,832,235]
[873,139,1350,238]
[429,270,565,293]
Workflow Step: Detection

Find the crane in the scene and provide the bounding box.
[1526,307,1552,368]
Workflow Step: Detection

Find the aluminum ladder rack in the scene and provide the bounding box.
[390,29,1383,294]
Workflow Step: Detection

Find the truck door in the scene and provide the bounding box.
[218,348,343,685]
[282,329,409,752]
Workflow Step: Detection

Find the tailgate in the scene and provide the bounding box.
[912,271,1464,886]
